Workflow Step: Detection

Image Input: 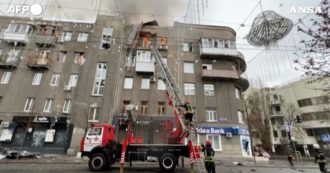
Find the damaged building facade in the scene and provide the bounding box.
[0,15,249,156]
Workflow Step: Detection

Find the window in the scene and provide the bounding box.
[158,37,167,49]
[204,84,215,96]
[0,72,11,84]
[7,49,20,62]
[6,24,32,34]
[235,87,241,99]
[202,64,213,70]
[62,99,71,113]
[61,32,72,41]
[271,118,276,125]
[74,52,85,65]
[184,83,195,95]
[298,98,312,107]
[206,109,217,121]
[157,79,166,90]
[274,106,281,114]
[89,107,100,122]
[306,129,314,137]
[238,110,244,124]
[68,74,78,87]
[158,102,166,115]
[281,130,287,138]
[50,73,60,86]
[206,135,221,151]
[141,78,150,89]
[24,97,34,112]
[43,98,53,113]
[143,36,151,48]
[124,77,133,89]
[183,42,193,52]
[273,130,278,138]
[140,101,148,115]
[32,73,43,85]
[100,27,113,49]
[136,51,152,62]
[92,63,108,96]
[184,62,194,74]
[122,100,130,113]
[77,32,88,42]
[57,51,67,63]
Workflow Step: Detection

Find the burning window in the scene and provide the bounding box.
[158,37,167,49]
[74,52,85,65]
[143,36,151,48]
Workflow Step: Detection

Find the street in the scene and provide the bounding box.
[0,163,320,173]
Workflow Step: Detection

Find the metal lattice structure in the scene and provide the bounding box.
[247,10,293,46]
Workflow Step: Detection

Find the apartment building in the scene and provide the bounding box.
[267,78,330,155]
[0,15,250,156]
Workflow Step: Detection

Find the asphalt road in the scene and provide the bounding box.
[0,163,320,173]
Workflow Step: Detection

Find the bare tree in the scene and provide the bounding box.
[245,89,272,152]
[294,0,330,83]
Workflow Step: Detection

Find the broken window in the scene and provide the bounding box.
[183,42,193,52]
[100,27,113,49]
[143,36,151,48]
[158,37,167,49]
[57,51,67,63]
[74,52,85,65]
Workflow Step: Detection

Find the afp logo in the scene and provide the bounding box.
[7,4,43,16]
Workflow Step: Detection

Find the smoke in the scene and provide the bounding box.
[116,0,189,26]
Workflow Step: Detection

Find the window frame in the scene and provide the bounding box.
[62,99,72,113]
[88,107,100,122]
[141,78,150,90]
[24,97,34,112]
[184,62,195,74]
[43,98,53,113]
[206,134,222,151]
[32,72,43,86]
[184,83,196,96]
[140,101,148,115]
[68,74,79,87]
[92,63,108,96]
[124,77,133,89]
[50,73,60,86]
[204,84,215,96]
[77,32,89,42]
[157,79,166,90]
[0,72,12,84]
[238,110,245,124]
[205,108,217,122]
[235,87,242,99]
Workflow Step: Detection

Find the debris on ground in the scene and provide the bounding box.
[0,147,40,160]
[233,162,243,166]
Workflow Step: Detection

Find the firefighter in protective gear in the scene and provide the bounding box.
[201,140,216,173]
[179,99,194,124]
[314,145,327,173]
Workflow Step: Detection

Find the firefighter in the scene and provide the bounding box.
[179,99,194,124]
[201,140,216,173]
[314,144,327,173]
[287,150,295,168]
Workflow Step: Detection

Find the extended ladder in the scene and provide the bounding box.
[152,48,206,173]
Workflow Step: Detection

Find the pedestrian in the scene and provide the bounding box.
[179,99,194,125]
[304,145,310,158]
[201,140,216,173]
[314,144,327,173]
[287,150,295,168]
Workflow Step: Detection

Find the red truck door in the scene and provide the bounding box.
[83,127,104,152]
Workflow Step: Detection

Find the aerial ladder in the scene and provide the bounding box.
[120,23,206,173]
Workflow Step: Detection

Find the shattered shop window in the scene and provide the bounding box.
[100,27,113,50]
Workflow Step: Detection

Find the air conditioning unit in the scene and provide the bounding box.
[226,132,232,138]
[150,77,156,83]
[64,85,71,91]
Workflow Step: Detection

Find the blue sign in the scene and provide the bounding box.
[197,127,249,136]
[320,133,330,143]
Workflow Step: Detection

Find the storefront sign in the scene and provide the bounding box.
[33,116,49,123]
[197,127,249,136]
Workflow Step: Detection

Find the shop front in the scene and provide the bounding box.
[0,116,73,154]
[197,126,252,156]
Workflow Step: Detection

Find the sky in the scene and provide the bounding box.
[0,0,322,87]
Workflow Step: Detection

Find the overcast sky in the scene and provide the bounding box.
[0,0,322,87]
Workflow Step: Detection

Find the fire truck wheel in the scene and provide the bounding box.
[89,153,108,172]
[159,153,176,172]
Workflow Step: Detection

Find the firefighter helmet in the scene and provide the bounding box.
[184,99,191,104]
[206,140,212,145]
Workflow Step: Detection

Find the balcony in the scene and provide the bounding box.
[202,69,239,80]
[135,61,155,74]
[202,69,249,91]
[0,56,20,69]
[1,24,33,44]
[270,112,284,118]
[34,25,60,47]
[26,56,51,70]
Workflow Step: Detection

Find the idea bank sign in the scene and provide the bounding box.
[7,3,43,16]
